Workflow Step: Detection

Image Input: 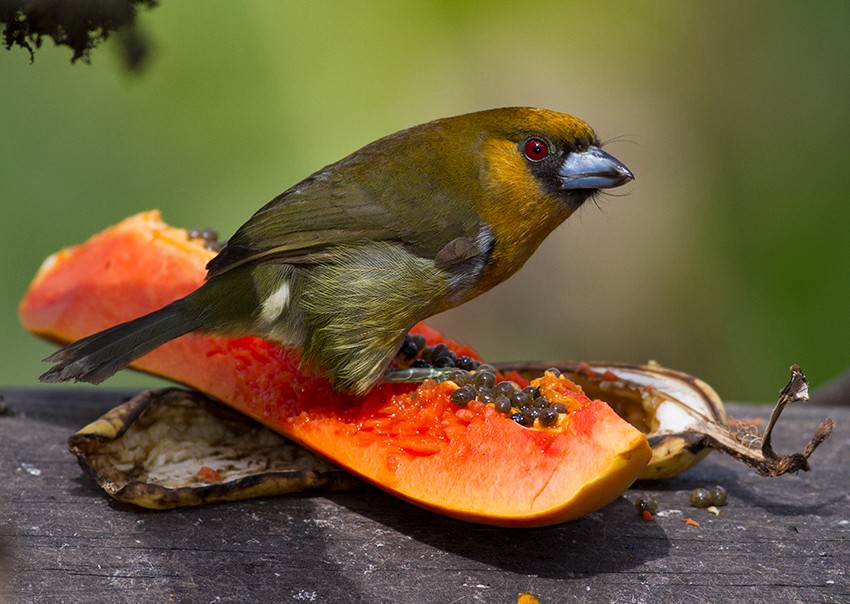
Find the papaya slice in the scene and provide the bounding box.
[20,211,652,527]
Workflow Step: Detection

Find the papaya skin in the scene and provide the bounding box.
[20,211,651,527]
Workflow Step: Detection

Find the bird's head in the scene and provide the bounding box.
[440,107,634,288]
[468,106,632,215]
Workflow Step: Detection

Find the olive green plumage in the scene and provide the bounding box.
[40,107,633,394]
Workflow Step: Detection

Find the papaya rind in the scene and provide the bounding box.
[68,387,359,509]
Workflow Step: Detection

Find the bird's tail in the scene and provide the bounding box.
[39,299,200,385]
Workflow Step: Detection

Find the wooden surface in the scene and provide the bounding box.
[0,388,847,604]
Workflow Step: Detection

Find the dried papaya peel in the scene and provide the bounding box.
[68,387,359,509]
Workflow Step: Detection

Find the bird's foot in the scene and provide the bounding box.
[382,367,456,384]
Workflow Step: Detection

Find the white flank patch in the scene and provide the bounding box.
[260,281,290,324]
[476,222,494,254]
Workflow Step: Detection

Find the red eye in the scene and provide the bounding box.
[523,138,549,161]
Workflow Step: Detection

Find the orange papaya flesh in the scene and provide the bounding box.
[20,211,652,527]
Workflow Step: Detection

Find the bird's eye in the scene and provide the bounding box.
[523,138,549,162]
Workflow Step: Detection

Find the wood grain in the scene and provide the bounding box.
[0,388,847,603]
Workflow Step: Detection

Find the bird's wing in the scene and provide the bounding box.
[206,169,477,278]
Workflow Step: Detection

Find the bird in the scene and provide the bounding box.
[40,107,634,394]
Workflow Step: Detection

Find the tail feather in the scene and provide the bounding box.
[40,300,199,384]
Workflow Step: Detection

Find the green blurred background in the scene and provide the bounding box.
[2,1,849,401]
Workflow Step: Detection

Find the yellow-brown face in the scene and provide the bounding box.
[465,108,633,292]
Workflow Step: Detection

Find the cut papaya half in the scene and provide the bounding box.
[20,211,652,527]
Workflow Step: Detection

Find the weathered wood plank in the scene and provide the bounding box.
[1,388,847,603]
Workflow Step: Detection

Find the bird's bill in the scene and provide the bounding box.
[557,146,634,190]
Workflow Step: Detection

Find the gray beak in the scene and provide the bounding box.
[557,146,634,190]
